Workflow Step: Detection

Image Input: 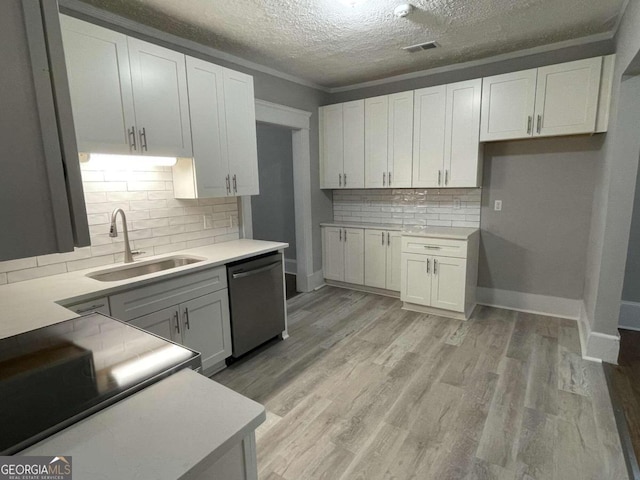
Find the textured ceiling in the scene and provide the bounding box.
[78,0,625,88]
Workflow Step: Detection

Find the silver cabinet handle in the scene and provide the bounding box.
[445,170,449,186]
[388,171,392,185]
[184,307,190,330]
[344,173,347,186]
[527,116,532,134]
[128,126,137,151]
[426,258,430,274]
[387,232,390,246]
[438,170,442,186]
[174,310,180,334]
[424,245,441,250]
[74,303,106,314]
[383,172,386,186]
[381,232,385,245]
[233,174,237,194]
[225,175,231,195]
[344,229,347,241]
[339,228,342,241]
[434,259,438,274]
[536,115,542,134]
[139,127,148,151]
[339,173,342,187]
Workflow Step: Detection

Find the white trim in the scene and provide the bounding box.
[305,270,325,292]
[328,32,614,93]
[239,198,252,240]
[578,301,620,364]
[284,258,297,275]
[255,100,311,129]
[476,287,582,320]
[59,0,329,92]
[245,100,315,293]
[619,300,640,331]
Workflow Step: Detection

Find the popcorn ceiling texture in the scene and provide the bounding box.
[76,0,624,87]
[0,162,239,285]
[333,188,481,228]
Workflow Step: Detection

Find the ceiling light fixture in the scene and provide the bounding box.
[394,4,413,17]
[87,153,178,168]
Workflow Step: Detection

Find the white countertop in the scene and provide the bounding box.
[23,369,266,480]
[320,221,478,240]
[0,239,287,340]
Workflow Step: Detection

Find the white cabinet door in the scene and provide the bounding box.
[323,227,344,281]
[224,68,259,196]
[320,104,344,189]
[480,69,537,141]
[129,307,180,343]
[444,79,482,188]
[127,37,192,158]
[387,91,414,187]
[364,229,387,289]
[534,57,602,137]
[342,100,365,189]
[431,256,466,312]
[344,228,364,285]
[386,231,402,292]
[412,85,446,188]
[184,56,229,198]
[365,96,389,188]
[60,15,136,155]
[401,253,431,306]
[181,291,232,372]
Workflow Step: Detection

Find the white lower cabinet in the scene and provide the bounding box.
[364,229,401,291]
[110,267,232,374]
[322,226,364,285]
[400,233,479,319]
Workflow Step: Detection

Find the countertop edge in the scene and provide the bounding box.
[320,222,479,240]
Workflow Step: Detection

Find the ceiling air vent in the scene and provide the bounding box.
[403,41,439,53]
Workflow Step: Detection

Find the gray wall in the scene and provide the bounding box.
[252,123,296,261]
[479,136,601,299]
[623,155,640,303]
[583,0,640,335]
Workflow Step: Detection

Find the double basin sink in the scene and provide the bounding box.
[87,256,205,282]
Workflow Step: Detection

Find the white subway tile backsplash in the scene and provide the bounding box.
[0,164,239,284]
[333,188,481,229]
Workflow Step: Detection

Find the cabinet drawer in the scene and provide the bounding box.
[401,236,467,258]
[67,297,111,316]
[110,267,227,321]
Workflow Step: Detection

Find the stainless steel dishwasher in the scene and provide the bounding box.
[227,252,286,358]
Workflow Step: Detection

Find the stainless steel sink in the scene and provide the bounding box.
[87,256,205,282]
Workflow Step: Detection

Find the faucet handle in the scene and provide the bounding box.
[131,251,146,257]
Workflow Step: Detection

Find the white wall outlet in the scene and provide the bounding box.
[494,200,503,211]
[453,199,461,209]
[203,214,214,229]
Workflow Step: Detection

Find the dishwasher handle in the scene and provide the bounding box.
[231,261,281,279]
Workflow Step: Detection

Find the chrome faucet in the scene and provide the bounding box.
[109,208,135,263]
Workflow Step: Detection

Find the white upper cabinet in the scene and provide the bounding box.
[480,69,537,141]
[127,37,192,157]
[412,85,446,188]
[224,69,259,196]
[319,100,364,189]
[61,15,192,158]
[173,58,259,199]
[444,79,483,188]
[480,57,607,141]
[387,91,414,187]
[60,15,136,155]
[365,95,389,188]
[533,57,602,137]
[342,100,365,188]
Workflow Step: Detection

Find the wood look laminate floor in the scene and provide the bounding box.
[213,287,628,480]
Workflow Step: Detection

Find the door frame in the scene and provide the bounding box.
[240,99,313,293]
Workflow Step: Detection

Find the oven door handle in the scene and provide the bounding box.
[231,261,281,279]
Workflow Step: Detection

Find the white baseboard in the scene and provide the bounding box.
[476,287,582,320]
[284,258,297,275]
[619,301,640,331]
[578,301,620,364]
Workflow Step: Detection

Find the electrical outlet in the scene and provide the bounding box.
[203,214,214,229]
[453,199,461,210]
[494,200,502,212]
